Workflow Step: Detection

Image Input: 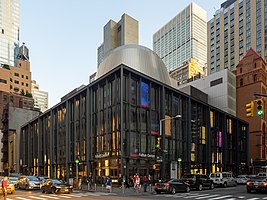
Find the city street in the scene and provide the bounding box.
[3,185,267,200]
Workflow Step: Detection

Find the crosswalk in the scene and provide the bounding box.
[4,192,117,200]
[155,193,267,200]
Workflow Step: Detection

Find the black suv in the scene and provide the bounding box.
[181,174,214,191]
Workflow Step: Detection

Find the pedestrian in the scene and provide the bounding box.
[125,178,130,189]
[143,175,148,192]
[106,177,111,193]
[135,175,141,193]
[2,176,7,200]
[133,173,137,189]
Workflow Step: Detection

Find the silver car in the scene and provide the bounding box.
[236,175,249,184]
[17,176,41,190]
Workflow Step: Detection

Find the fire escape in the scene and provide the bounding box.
[1,103,9,171]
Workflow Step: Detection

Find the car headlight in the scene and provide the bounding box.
[69,186,73,189]
[29,182,35,186]
[56,186,61,189]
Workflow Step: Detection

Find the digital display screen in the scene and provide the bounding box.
[140,82,149,107]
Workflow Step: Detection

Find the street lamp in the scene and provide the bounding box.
[159,114,182,179]
[75,159,79,189]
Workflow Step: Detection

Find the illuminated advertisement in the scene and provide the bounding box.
[216,131,222,148]
[140,82,149,107]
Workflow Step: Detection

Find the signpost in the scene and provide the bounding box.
[75,159,79,189]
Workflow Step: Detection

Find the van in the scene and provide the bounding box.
[209,172,236,187]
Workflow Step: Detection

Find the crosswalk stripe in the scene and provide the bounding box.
[39,195,60,199]
[62,194,82,198]
[209,195,232,200]
[16,197,29,200]
[184,194,211,199]
[29,196,46,200]
[247,198,259,200]
[237,197,245,199]
[263,197,267,200]
[195,194,220,199]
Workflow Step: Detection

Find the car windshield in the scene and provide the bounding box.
[28,176,40,181]
[182,174,194,178]
[52,180,63,184]
[9,177,18,181]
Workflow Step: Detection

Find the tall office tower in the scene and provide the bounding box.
[153,3,207,72]
[31,80,48,113]
[97,13,139,67]
[207,0,267,75]
[0,0,20,66]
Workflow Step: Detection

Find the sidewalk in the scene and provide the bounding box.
[76,183,155,196]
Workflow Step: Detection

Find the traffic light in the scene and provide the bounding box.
[246,101,254,117]
[256,99,264,116]
[155,137,161,149]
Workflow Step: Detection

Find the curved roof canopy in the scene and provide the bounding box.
[96,45,171,85]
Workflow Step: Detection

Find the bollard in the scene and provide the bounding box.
[94,183,97,191]
[101,184,104,192]
[149,184,152,192]
[88,182,90,191]
[110,185,112,193]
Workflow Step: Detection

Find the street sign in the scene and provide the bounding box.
[171,161,178,179]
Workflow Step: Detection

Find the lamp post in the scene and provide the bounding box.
[159,114,182,179]
[178,157,182,179]
[75,159,79,189]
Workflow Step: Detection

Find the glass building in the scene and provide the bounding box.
[0,0,20,66]
[153,2,207,72]
[20,45,248,182]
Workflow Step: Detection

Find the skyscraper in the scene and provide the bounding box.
[97,13,139,67]
[31,80,48,113]
[0,0,20,66]
[153,2,207,72]
[207,0,267,75]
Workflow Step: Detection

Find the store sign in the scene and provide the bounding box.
[139,153,155,158]
[95,152,109,159]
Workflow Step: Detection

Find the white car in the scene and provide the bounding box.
[236,175,249,184]
[209,172,236,187]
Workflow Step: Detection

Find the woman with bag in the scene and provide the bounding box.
[2,176,7,200]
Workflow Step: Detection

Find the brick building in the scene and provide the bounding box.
[236,49,267,168]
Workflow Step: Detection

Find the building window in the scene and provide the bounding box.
[0,79,7,84]
[240,68,242,73]
[254,74,257,82]
[21,82,24,86]
[26,83,28,87]
[210,78,223,87]
[14,80,19,84]
[26,76,28,80]
[14,73,19,77]
[22,75,24,78]
[240,78,243,86]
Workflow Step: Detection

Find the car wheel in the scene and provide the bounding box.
[210,183,214,190]
[171,187,176,195]
[198,184,203,191]
[185,186,190,193]
[51,188,56,194]
[42,190,45,193]
[247,188,251,193]
[223,182,227,188]
[156,191,161,194]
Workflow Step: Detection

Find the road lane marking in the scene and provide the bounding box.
[246,198,259,200]
[209,195,232,200]
[184,194,212,198]
[237,197,245,199]
[39,195,60,199]
[16,197,30,200]
[195,194,220,199]
[29,196,46,200]
[262,197,267,200]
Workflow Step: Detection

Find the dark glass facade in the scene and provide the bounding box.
[20,65,249,182]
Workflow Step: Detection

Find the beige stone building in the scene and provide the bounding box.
[208,0,267,74]
[97,13,139,66]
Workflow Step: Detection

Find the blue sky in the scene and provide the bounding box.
[20,0,224,108]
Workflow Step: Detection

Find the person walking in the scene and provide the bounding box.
[135,175,141,193]
[133,174,137,189]
[143,175,148,192]
[2,176,7,200]
[106,177,111,193]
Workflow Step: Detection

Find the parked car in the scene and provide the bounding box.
[236,175,250,185]
[181,174,214,191]
[17,176,41,190]
[8,177,18,188]
[0,179,15,194]
[209,172,236,187]
[246,178,267,193]
[41,179,73,194]
[154,179,190,194]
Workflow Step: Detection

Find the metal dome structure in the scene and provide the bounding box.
[96,44,171,85]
